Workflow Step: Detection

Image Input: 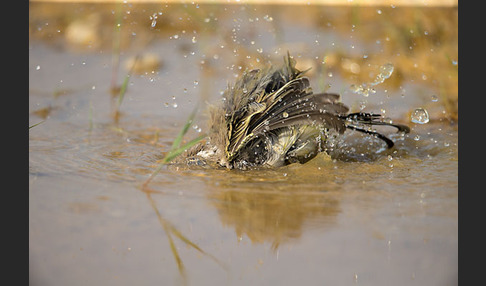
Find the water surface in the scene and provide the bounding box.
[29,2,457,285]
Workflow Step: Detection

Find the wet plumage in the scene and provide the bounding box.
[188,53,409,169]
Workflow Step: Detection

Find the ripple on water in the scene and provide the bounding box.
[29,122,167,183]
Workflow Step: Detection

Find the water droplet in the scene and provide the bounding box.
[359,101,367,110]
[379,63,394,78]
[411,108,430,124]
[431,95,438,102]
[150,13,159,28]
[193,80,199,86]
[191,36,197,43]
[282,112,289,118]
[263,15,273,22]
[414,135,420,141]
[350,84,362,94]
[172,102,178,108]
[36,65,40,70]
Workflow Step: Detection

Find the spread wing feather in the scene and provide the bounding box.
[227,78,350,159]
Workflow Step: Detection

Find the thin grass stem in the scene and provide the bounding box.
[145,193,187,284]
[171,105,199,150]
[29,121,45,129]
[142,133,206,187]
[110,3,123,94]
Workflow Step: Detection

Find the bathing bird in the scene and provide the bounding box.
[186,53,409,169]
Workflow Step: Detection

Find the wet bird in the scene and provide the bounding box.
[186,53,409,169]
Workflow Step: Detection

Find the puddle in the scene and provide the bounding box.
[30,2,457,285]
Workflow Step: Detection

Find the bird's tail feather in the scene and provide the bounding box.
[341,112,410,148]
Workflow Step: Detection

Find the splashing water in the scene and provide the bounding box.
[411,108,429,124]
[350,63,394,97]
[150,12,162,28]
[371,63,394,86]
[349,84,375,97]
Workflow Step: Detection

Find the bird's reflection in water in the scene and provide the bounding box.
[203,158,342,250]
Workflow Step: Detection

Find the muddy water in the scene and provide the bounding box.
[29,3,457,286]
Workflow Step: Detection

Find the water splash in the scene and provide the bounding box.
[349,84,375,98]
[371,63,394,86]
[350,63,394,97]
[150,12,162,28]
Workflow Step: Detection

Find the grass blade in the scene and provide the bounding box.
[143,133,206,187]
[145,192,226,278]
[165,219,227,270]
[142,105,205,187]
[117,73,130,108]
[145,193,187,283]
[163,133,206,164]
[110,3,123,92]
[116,55,139,110]
[166,230,186,281]
[29,121,45,129]
[171,105,199,150]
